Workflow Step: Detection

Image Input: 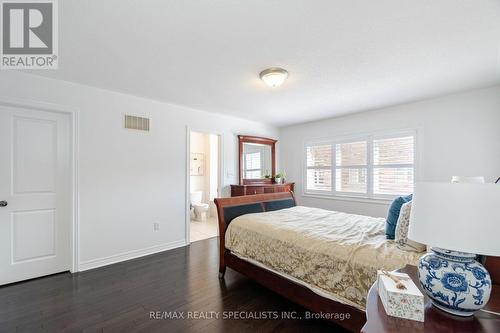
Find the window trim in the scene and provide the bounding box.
[303,129,418,201]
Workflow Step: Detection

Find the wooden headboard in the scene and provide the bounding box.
[214,192,296,232]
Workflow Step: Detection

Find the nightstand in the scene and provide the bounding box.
[362,265,500,333]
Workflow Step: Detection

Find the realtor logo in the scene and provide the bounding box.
[1,0,58,69]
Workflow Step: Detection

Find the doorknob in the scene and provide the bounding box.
[0,201,7,207]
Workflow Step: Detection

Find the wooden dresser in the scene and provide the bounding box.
[231,183,295,197]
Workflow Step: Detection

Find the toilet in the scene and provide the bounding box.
[190,191,209,222]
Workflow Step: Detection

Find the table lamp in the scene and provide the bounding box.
[408,182,500,316]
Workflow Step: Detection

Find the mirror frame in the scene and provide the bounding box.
[238,135,277,185]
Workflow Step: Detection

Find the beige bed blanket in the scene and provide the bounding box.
[225,206,422,310]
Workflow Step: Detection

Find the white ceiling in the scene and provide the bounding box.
[32,0,500,126]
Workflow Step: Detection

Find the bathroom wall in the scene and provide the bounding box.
[190,131,220,217]
[190,132,210,203]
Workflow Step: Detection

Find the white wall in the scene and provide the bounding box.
[280,85,500,218]
[0,72,278,270]
[208,134,219,217]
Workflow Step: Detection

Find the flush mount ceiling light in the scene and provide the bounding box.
[259,67,289,88]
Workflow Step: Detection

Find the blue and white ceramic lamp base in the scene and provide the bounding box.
[417,247,491,316]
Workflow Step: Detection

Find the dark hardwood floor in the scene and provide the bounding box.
[0,237,347,333]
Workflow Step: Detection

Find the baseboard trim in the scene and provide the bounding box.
[77,239,187,272]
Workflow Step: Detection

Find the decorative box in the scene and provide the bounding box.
[377,270,425,322]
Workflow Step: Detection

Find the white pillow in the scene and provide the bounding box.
[395,201,426,252]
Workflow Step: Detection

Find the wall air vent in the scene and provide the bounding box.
[124,115,150,131]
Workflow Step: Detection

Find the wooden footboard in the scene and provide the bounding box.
[213,192,366,332]
[224,251,366,332]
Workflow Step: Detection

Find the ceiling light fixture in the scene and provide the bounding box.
[259,67,289,88]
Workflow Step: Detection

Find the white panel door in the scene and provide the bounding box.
[0,106,71,285]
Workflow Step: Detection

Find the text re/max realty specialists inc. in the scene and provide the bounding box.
[149,311,351,321]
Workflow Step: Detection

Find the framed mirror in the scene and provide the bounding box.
[238,135,277,184]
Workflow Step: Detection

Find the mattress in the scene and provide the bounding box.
[225,206,422,310]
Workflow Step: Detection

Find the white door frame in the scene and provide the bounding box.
[185,126,224,245]
[0,96,80,273]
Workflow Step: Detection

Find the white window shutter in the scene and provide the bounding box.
[373,136,414,195]
[304,133,415,198]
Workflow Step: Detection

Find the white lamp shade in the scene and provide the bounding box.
[408,182,500,256]
[451,176,484,183]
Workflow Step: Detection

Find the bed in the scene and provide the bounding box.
[214,192,422,332]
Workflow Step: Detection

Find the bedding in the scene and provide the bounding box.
[225,206,421,311]
[395,201,426,252]
[385,194,412,239]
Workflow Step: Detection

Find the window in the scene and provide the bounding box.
[244,152,262,178]
[373,136,414,195]
[335,141,367,193]
[305,132,415,199]
[306,145,332,191]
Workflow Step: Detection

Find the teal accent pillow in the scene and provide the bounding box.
[385,194,412,239]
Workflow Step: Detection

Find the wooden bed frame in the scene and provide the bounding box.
[214,192,366,332]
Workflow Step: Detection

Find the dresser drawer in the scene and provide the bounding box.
[231,183,295,197]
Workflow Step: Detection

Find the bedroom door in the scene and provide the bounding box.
[0,105,71,285]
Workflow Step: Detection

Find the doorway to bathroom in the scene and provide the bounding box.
[187,130,221,243]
